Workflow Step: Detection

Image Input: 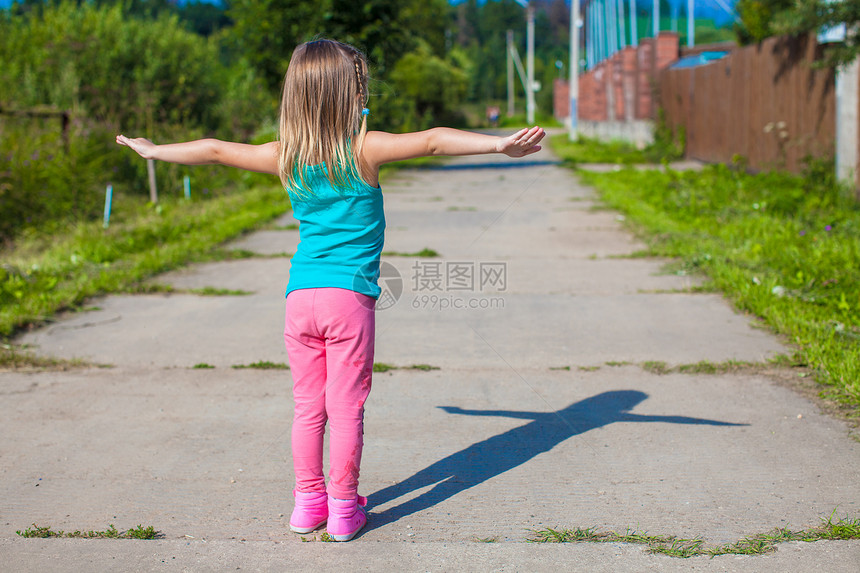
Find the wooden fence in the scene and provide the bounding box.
[659,34,837,174]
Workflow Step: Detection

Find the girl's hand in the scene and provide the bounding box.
[114,136,278,173]
[497,127,545,157]
[116,135,158,160]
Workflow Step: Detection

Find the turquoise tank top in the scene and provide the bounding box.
[285,164,385,299]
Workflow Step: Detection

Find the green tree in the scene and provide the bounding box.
[389,41,470,127]
[226,0,322,91]
[736,0,860,68]
[0,2,225,131]
[734,0,794,44]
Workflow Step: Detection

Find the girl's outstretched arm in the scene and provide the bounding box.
[116,135,279,175]
[362,126,545,169]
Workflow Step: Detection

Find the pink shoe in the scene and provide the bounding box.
[326,495,368,542]
[289,490,328,533]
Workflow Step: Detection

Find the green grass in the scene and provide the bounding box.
[125,284,253,296]
[0,185,289,340]
[553,138,860,411]
[373,362,440,373]
[372,362,396,373]
[0,343,94,371]
[231,360,289,370]
[407,363,441,371]
[552,134,651,165]
[528,513,860,558]
[17,524,159,539]
[551,131,683,165]
[498,112,564,129]
[381,248,440,257]
[186,287,253,296]
[640,359,765,376]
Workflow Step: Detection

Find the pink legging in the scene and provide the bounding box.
[284,287,375,500]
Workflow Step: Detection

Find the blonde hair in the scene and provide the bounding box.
[278,39,370,195]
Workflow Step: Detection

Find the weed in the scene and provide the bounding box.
[605,361,631,367]
[186,287,253,296]
[123,285,252,297]
[473,536,498,543]
[16,524,159,539]
[373,362,396,373]
[192,363,215,369]
[578,365,601,372]
[15,524,60,538]
[407,364,441,371]
[0,344,89,371]
[642,360,671,375]
[528,512,860,558]
[373,362,440,373]
[549,365,571,371]
[677,360,753,375]
[382,248,440,258]
[231,361,289,370]
[677,360,718,374]
[636,359,772,376]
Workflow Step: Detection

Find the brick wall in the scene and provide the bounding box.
[554,32,680,123]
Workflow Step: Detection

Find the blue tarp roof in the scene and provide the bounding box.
[670,51,731,69]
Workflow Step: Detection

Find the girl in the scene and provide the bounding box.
[117,39,545,542]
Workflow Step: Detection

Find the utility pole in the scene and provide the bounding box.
[515,0,536,125]
[507,30,515,117]
[629,0,638,46]
[569,0,580,140]
[653,0,660,38]
[526,2,536,125]
[836,57,859,190]
[687,0,695,47]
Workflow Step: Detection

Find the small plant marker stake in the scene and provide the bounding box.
[183,175,191,200]
[103,184,113,228]
[147,158,158,203]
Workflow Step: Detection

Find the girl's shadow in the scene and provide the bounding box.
[366,390,745,528]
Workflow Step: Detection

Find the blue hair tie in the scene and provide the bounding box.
[362,108,370,116]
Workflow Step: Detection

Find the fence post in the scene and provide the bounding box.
[147,159,158,204]
[835,56,859,193]
[103,184,113,228]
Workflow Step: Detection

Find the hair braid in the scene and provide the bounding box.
[352,50,367,105]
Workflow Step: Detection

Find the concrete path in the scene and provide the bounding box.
[3,145,860,571]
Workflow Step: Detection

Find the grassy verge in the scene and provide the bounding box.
[553,138,860,411]
[550,130,683,165]
[1,185,290,340]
